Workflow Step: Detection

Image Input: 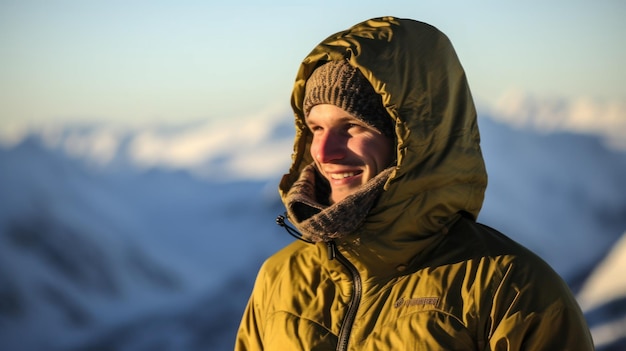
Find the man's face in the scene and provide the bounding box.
[306,104,394,204]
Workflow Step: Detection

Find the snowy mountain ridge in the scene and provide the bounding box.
[1,93,625,181]
[0,105,294,182]
[488,90,626,151]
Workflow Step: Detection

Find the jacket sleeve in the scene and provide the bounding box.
[485,262,595,350]
[234,263,267,351]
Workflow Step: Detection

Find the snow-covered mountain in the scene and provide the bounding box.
[0,104,625,350]
[0,119,294,351]
[578,231,626,350]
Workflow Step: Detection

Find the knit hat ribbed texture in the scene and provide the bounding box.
[303,60,393,138]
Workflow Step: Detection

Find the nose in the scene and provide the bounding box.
[313,130,346,163]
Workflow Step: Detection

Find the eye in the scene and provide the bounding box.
[345,121,370,133]
[308,124,323,133]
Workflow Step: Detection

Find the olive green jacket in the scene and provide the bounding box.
[235,17,594,350]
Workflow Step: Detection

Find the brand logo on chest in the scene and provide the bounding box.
[393,296,440,308]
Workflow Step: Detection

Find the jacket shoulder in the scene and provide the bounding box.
[445,218,594,349]
[449,217,553,268]
[438,217,574,298]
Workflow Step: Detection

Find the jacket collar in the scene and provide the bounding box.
[285,163,393,243]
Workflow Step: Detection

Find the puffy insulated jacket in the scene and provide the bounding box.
[235,17,594,350]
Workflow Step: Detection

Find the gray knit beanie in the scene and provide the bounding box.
[303,60,394,138]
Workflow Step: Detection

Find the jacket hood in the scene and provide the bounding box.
[279,17,487,271]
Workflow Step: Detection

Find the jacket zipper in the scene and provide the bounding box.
[327,241,362,351]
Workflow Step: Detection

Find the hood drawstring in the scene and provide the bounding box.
[276,213,337,260]
[276,213,313,244]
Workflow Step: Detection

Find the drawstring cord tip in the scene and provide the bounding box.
[276,213,335,260]
[276,213,314,244]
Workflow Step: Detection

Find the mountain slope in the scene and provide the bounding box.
[577,231,626,350]
[0,113,624,350]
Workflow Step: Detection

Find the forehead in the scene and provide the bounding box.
[306,104,356,124]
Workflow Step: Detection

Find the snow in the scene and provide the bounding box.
[591,315,626,351]
[578,232,626,312]
[577,231,626,349]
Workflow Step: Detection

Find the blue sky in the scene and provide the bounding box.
[1,0,624,126]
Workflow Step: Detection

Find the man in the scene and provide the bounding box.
[235,17,594,350]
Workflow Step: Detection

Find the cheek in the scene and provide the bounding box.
[364,138,394,166]
[309,139,319,159]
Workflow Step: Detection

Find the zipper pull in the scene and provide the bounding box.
[326,241,336,260]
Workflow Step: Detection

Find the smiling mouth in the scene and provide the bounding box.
[329,171,361,180]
